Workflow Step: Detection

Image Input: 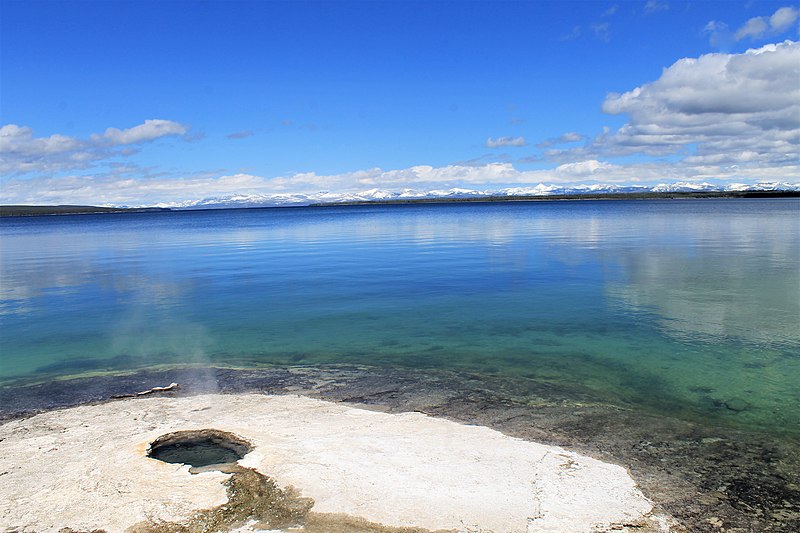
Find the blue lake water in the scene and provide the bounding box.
[1,199,798,434]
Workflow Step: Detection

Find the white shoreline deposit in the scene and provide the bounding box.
[0,393,665,532]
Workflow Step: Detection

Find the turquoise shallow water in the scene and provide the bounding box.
[1,199,798,434]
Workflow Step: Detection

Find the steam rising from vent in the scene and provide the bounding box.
[110,285,219,393]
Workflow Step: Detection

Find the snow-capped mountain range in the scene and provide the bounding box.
[150,181,800,210]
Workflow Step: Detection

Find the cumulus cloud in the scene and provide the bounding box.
[0,124,82,156]
[0,124,101,174]
[736,17,770,41]
[0,162,582,205]
[771,6,800,32]
[554,160,612,177]
[3,156,797,206]
[549,41,799,167]
[3,41,799,207]
[485,136,527,148]
[0,119,190,175]
[735,6,799,41]
[91,119,187,145]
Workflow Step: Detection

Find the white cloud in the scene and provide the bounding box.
[560,132,584,143]
[0,119,190,175]
[644,1,669,14]
[703,20,731,48]
[771,6,800,32]
[91,119,188,145]
[0,124,82,155]
[3,157,797,207]
[0,124,99,174]
[736,16,770,40]
[3,41,798,207]
[485,136,528,148]
[561,41,800,166]
[735,6,799,41]
[537,132,584,148]
[554,160,612,177]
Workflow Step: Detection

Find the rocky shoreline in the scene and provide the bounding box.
[1,365,798,532]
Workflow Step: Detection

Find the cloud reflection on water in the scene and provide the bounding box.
[1,200,797,363]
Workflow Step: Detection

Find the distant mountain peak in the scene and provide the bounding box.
[144,181,799,210]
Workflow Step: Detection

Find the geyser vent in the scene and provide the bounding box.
[147,429,252,468]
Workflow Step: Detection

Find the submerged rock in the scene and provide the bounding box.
[724,398,750,412]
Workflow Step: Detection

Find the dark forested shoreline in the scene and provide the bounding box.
[314,189,800,206]
[2,190,797,217]
[0,205,172,217]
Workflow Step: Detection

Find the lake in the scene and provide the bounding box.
[1,199,798,435]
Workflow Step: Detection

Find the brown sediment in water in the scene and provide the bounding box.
[139,430,445,531]
[57,466,446,533]
[131,464,452,533]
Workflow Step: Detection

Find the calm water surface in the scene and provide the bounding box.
[1,200,798,434]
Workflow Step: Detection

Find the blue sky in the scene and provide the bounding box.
[1,0,798,205]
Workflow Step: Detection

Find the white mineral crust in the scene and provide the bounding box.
[0,394,661,532]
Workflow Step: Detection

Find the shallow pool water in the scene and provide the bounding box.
[1,199,798,434]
